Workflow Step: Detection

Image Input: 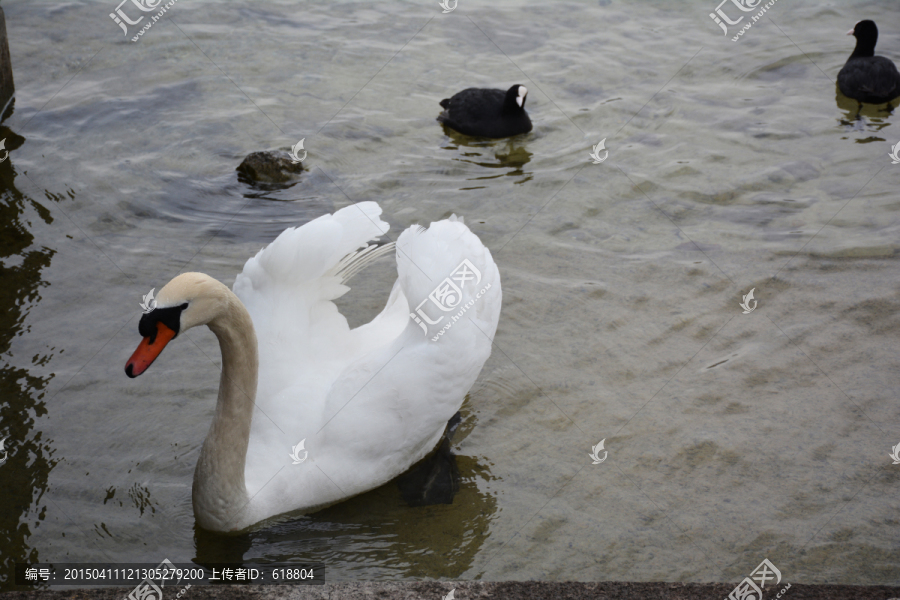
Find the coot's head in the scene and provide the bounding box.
[848,20,878,57]
[504,85,528,111]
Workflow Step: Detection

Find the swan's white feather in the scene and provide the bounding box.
[229,202,501,524]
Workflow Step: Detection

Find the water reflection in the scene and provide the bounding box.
[440,126,534,186]
[835,84,897,141]
[194,447,498,578]
[396,419,461,507]
[0,112,58,591]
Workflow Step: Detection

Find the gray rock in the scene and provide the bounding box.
[236,150,303,184]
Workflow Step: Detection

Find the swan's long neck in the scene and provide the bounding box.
[192,289,258,532]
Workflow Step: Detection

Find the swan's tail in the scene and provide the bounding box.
[397,215,501,342]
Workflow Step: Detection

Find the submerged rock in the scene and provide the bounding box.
[236,150,303,184]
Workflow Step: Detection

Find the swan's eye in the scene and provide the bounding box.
[138,302,188,343]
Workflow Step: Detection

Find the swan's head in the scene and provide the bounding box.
[125,272,228,378]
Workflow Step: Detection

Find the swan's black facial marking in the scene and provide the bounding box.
[139,303,188,343]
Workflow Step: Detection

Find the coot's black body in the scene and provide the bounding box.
[437,84,532,138]
[837,20,900,104]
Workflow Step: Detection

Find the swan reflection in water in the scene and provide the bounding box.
[194,407,499,579]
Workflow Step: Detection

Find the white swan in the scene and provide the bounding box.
[124,202,501,532]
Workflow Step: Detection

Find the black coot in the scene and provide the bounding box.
[837,20,900,104]
[437,84,532,138]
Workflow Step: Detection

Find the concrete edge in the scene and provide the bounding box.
[2,581,900,600]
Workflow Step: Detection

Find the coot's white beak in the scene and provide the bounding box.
[846,28,854,35]
[516,86,527,108]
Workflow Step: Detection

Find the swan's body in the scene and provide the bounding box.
[125,202,501,532]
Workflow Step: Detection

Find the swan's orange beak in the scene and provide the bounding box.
[125,322,177,378]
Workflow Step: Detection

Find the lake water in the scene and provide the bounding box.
[1,0,899,588]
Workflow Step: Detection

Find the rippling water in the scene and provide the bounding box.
[1,0,899,589]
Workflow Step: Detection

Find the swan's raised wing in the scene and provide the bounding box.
[395,216,501,343]
[309,216,502,498]
[233,202,390,431]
